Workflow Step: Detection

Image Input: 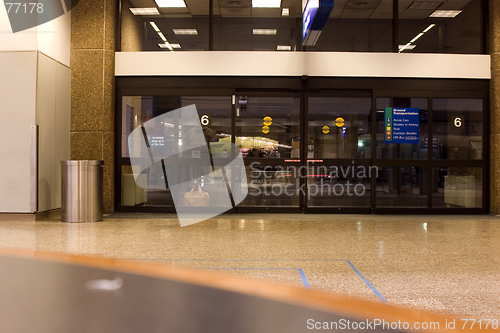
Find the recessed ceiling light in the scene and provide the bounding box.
[170,43,182,49]
[150,22,160,32]
[399,43,413,52]
[158,32,167,42]
[252,0,281,8]
[277,45,291,51]
[155,0,186,7]
[253,29,277,35]
[410,32,424,43]
[423,24,435,32]
[173,29,198,35]
[129,8,160,15]
[429,10,462,18]
[282,8,289,16]
[158,43,173,50]
[398,44,416,50]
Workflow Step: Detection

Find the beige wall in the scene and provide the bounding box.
[121,0,143,52]
[71,0,116,213]
[490,0,500,214]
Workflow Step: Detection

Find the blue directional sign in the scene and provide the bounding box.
[303,0,334,46]
[384,108,420,144]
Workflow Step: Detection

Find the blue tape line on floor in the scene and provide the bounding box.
[345,260,386,303]
[297,268,311,289]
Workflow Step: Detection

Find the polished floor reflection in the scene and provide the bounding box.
[0,214,499,318]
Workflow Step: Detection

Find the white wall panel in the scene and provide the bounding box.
[37,53,57,212]
[54,64,71,208]
[0,51,37,213]
[306,52,491,79]
[36,53,71,212]
[116,52,306,76]
[115,51,491,79]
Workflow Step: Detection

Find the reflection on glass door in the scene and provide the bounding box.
[307,96,372,208]
[235,95,301,207]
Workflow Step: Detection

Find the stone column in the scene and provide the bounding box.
[71,0,116,214]
[490,1,500,214]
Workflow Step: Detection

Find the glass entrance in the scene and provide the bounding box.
[116,77,488,214]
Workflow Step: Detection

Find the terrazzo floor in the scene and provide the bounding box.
[0,213,499,319]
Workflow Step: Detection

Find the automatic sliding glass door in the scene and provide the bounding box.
[306,94,373,210]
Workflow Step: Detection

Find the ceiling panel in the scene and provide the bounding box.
[438,0,471,10]
[398,0,414,14]
[251,8,282,17]
[328,0,348,17]
[399,9,435,18]
[130,0,156,7]
[340,9,376,18]
[370,0,393,18]
[220,7,252,17]
[345,0,381,9]
[218,0,252,8]
[189,7,222,15]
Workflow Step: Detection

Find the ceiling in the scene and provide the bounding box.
[129,0,472,19]
[125,0,482,53]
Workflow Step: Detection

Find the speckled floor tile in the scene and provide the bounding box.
[0,213,499,318]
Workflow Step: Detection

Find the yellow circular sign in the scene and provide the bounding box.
[335,117,345,127]
[263,116,273,126]
[322,126,330,134]
[262,125,270,134]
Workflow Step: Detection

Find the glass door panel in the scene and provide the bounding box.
[308,97,371,159]
[121,95,232,209]
[235,95,301,207]
[236,96,300,159]
[307,96,372,208]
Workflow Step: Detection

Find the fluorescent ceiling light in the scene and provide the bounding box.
[398,44,416,50]
[282,8,289,16]
[252,0,281,8]
[158,32,167,42]
[423,24,435,32]
[129,8,159,15]
[277,45,291,51]
[253,29,277,35]
[150,22,160,32]
[158,43,173,50]
[410,32,424,43]
[430,10,462,18]
[399,43,412,52]
[173,29,198,35]
[170,43,182,49]
[155,0,186,7]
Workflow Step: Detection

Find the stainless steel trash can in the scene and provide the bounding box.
[61,160,104,222]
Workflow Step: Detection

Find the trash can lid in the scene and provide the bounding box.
[61,160,104,166]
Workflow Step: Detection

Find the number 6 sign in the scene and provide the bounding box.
[200,114,211,126]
